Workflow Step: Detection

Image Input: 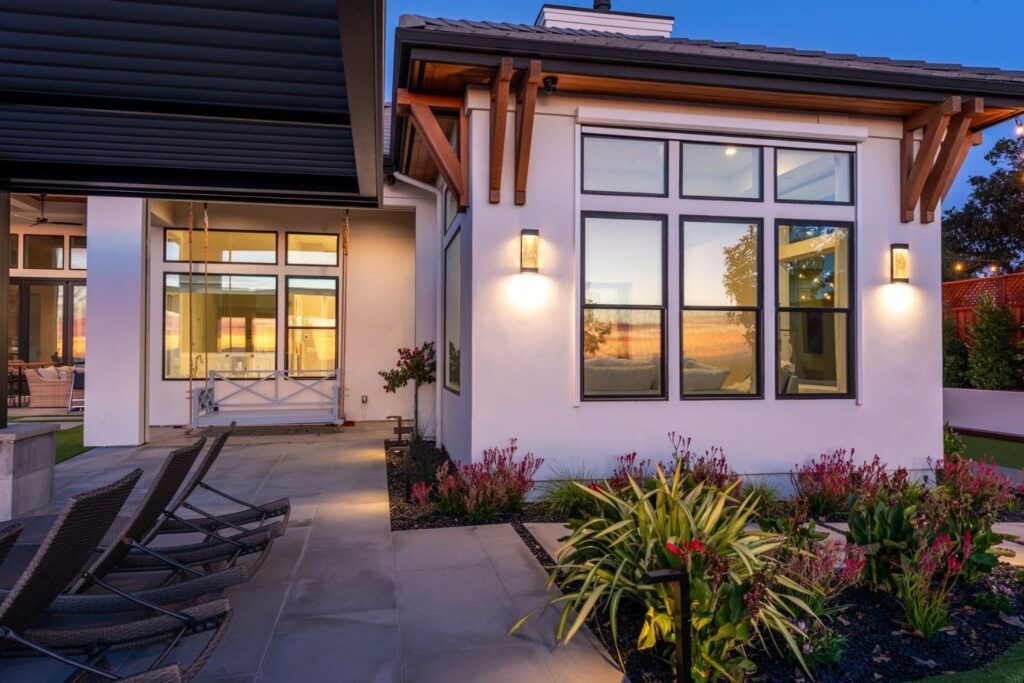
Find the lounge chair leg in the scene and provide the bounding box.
[0,626,118,681]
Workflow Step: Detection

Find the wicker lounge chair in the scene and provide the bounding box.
[156,426,291,536]
[0,469,233,682]
[0,440,256,614]
[23,365,73,409]
[3,438,281,597]
[0,524,23,566]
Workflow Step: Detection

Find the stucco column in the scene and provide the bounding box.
[84,197,149,446]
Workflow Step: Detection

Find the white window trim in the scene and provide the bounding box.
[577,107,869,144]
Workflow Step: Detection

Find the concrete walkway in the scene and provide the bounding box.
[0,422,622,682]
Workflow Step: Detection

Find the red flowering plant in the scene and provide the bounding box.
[379,342,436,436]
[667,432,741,491]
[791,450,890,518]
[923,455,1017,582]
[433,439,543,520]
[895,532,968,636]
[780,539,865,616]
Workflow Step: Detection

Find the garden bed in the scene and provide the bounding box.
[385,442,1024,682]
[385,446,564,531]
[510,517,1024,683]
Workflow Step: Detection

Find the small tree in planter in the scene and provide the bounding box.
[379,342,436,437]
[966,294,1022,390]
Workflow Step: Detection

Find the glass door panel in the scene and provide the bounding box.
[72,285,86,363]
[27,283,64,363]
[7,283,18,358]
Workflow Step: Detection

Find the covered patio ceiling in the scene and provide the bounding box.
[0,0,383,206]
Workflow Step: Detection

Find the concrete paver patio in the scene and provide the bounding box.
[0,422,623,682]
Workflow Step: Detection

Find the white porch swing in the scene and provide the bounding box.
[188,204,348,428]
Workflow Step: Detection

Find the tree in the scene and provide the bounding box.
[942,137,1024,280]
[379,342,436,436]
[941,316,969,388]
[965,295,1021,390]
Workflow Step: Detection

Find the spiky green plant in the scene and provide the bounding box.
[537,463,599,519]
[510,463,815,682]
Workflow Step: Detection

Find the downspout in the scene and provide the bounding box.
[392,172,443,443]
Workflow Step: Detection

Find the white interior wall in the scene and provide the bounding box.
[145,201,416,426]
[461,91,942,475]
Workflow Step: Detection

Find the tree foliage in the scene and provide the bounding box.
[943,137,1024,279]
[966,295,1021,390]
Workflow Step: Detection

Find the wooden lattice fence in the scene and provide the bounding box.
[942,273,1024,344]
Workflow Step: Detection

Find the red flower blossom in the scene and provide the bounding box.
[666,538,705,564]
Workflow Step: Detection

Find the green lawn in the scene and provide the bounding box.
[55,425,88,464]
[921,638,1024,682]
[959,433,1024,470]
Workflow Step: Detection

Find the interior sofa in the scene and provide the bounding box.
[583,356,661,395]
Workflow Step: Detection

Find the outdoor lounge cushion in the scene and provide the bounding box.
[682,358,731,392]
[584,356,659,394]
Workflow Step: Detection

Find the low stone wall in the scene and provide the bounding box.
[944,387,1024,438]
[0,423,58,518]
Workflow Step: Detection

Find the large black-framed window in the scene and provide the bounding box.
[680,216,762,399]
[443,229,461,394]
[681,142,763,201]
[775,220,855,398]
[774,148,855,205]
[162,273,277,380]
[581,135,669,197]
[581,212,667,400]
[286,276,337,376]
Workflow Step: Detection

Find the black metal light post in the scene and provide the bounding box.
[643,567,693,683]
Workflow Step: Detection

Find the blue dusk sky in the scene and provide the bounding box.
[385,0,1022,210]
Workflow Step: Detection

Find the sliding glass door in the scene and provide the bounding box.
[10,278,86,364]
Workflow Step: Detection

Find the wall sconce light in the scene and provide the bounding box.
[890,243,910,283]
[520,229,539,272]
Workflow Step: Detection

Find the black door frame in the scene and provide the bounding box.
[9,277,86,365]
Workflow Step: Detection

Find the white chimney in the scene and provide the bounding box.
[535,3,674,38]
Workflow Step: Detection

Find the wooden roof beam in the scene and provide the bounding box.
[489,57,513,204]
[514,60,542,206]
[920,97,985,223]
[395,88,464,112]
[901,96,960,223]
[408,101,466,206]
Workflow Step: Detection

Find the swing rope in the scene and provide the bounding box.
[339,210,350,420]
[187,202,194,425]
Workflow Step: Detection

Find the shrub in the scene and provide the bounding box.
[791,450,889,517]
[406,436,447,492]
[410,480,431,506]
[966,294,1022,390]
[510,464,814,682]
[943,422,966,458]
[668,433,741,490]
[537,463,598,519]
[433,440,542,520]
[742,477,784,521]
[781,539,865,616]
[895,534,964,636]
[927,455,1016,582]
[846,471,920,589]
[793,619,845,670]
[942,315,970,388]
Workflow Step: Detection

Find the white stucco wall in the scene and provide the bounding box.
[144,201,417,426]
[454,91,943,476]
[84,197,149,446]
[944,388,1024,438]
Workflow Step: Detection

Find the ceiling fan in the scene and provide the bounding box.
[30,194,84,227]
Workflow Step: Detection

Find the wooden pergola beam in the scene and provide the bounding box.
[920,97,984,223]
[395,88,464,113]
[513,60,542,206]
[901,96,960,223]
[489,57,513,204]
[408,102,465,205]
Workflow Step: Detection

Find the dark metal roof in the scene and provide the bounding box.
[398,15,1024,95]
[0,1,383,205]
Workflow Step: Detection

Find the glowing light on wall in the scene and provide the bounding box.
[890,243,909,283]
[520,229,539,273]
